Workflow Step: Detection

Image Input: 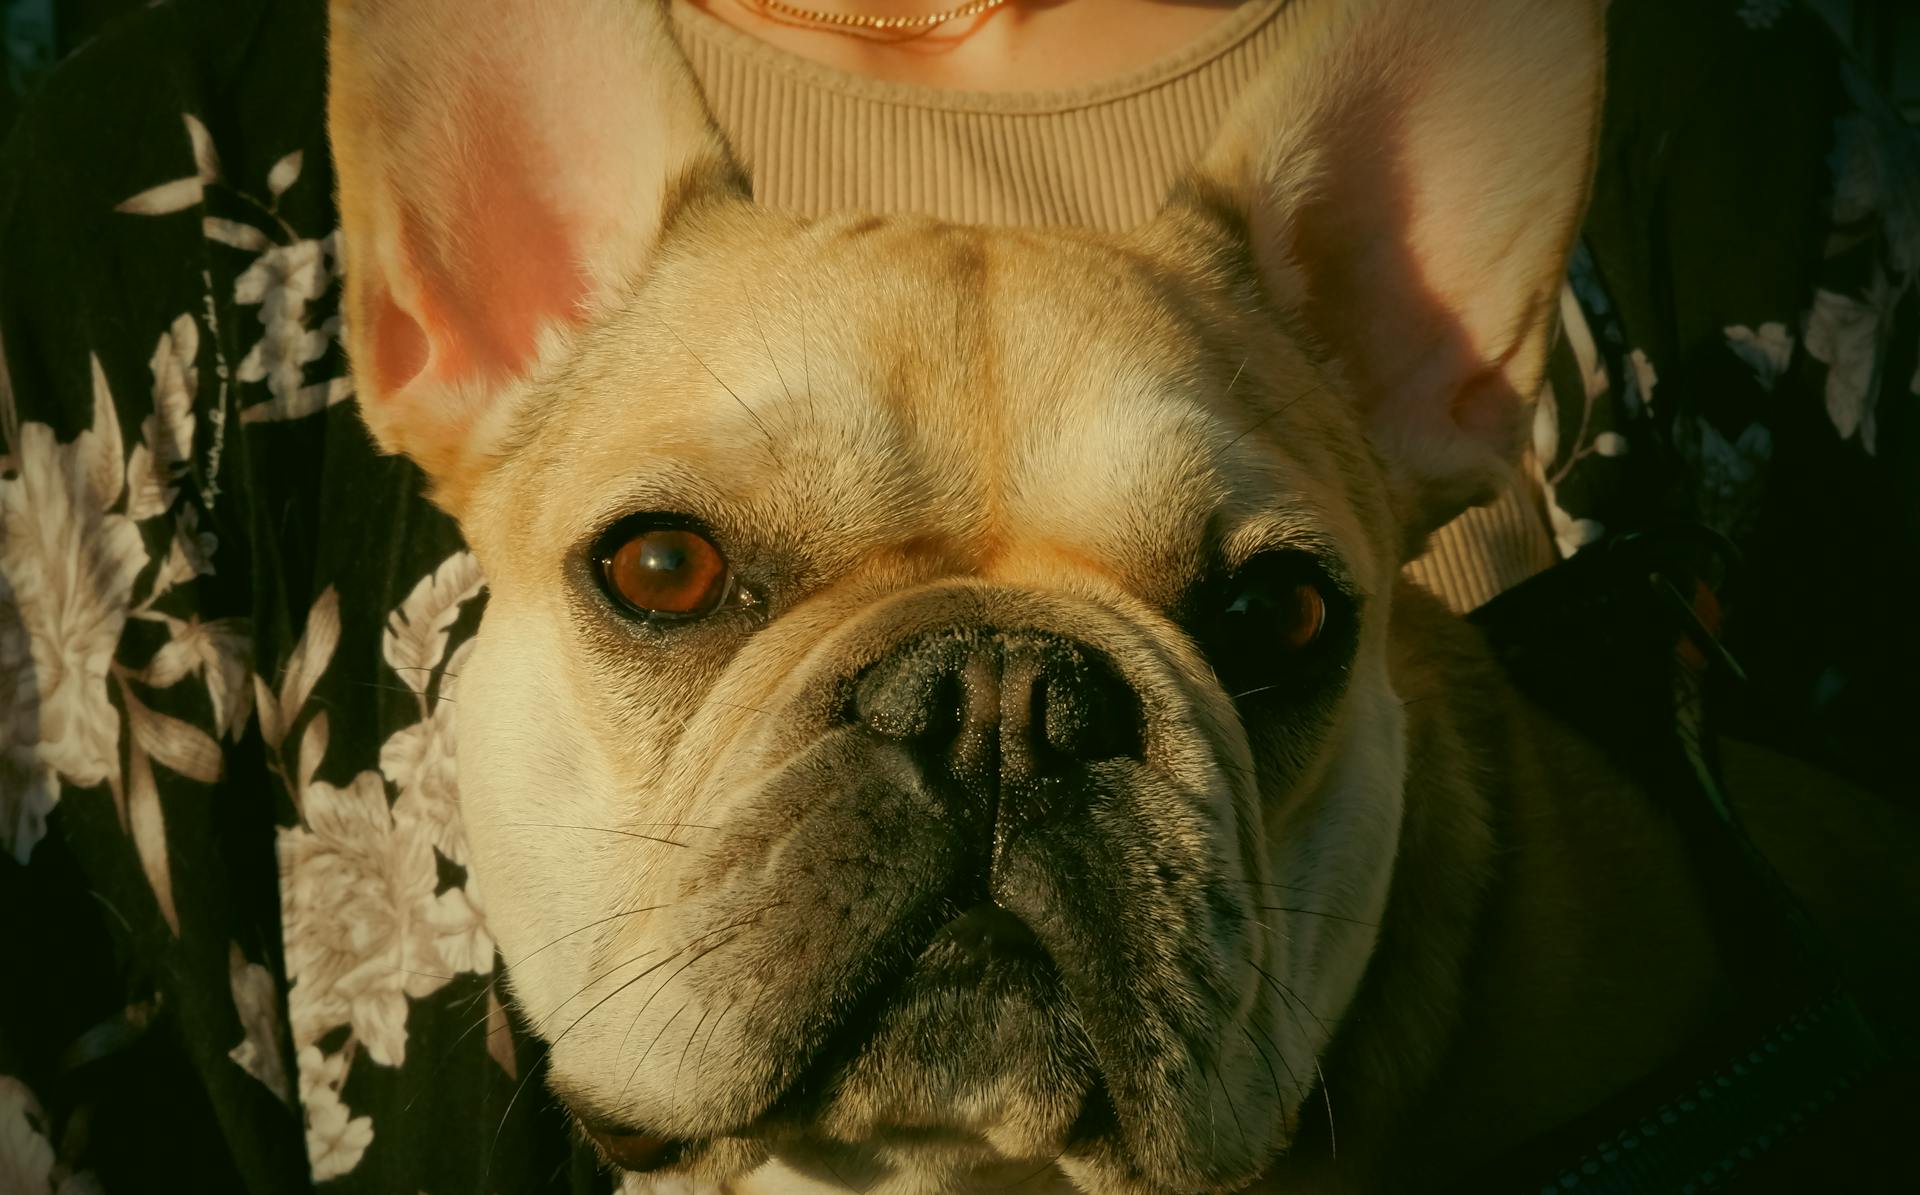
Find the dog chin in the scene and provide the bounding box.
[587,920,1172,1190]
[586,960,1103,1191]
[774,927,1104,1154]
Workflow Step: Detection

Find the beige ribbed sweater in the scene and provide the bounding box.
[671,0,1558,612]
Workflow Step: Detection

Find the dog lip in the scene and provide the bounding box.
[580,1122,687,1173]
[935,899,1044,961]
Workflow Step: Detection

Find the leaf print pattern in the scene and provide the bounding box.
[116,110,352,431]
[233,236,351,425]
[229,941,297,1104]
[1805,275,1894,453]
[125,315,200,521]
[138,614,252,741]
[1536,282,1618,555]
[114,114,220,217]
[382,551,484,702]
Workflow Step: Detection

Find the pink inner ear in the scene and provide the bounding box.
[370,281,430,397]
[371,80,589,397]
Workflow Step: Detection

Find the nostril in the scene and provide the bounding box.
[1038,654,1143,764]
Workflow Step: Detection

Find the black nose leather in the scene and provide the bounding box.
[851,629,1141,786]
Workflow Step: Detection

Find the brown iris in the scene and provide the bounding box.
[599,525,730,618]
[1278,581,1327,651]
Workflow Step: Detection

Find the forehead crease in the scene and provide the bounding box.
[522,221,1006,552]
[1005,396,1222,590]
[981,241,1229,593]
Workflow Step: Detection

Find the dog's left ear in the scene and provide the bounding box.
[327,0,745,512]
[1170,0,1605,548]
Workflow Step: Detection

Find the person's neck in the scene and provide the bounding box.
[675,0,1253,93]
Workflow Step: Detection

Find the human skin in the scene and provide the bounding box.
[676,0,1249,91]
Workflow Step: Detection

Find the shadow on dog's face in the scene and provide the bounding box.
[327,0,1601,1188]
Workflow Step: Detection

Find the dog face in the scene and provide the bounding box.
[328,1,1601,1190]
[462,214,1407,1188]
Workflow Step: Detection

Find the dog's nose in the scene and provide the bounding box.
[851,629,1141,786]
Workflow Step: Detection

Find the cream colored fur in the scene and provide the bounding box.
[325,2,1914,1193]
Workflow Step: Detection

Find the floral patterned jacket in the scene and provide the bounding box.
[1,0,1915,1191]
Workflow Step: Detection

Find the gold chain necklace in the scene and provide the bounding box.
[749,0,1011,34]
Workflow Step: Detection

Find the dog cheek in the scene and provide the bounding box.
[455,624,624,1004]
[1261,664,1406,1043]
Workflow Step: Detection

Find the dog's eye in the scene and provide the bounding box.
[1218,558,1328,654]
[597,524,732,619]
[1222,570,1326,652]
[1197,551,1348,702]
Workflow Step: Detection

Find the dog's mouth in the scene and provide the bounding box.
[578,897,1113,1176]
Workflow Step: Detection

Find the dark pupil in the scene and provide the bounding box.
[639,536,690,576]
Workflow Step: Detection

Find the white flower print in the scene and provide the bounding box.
[0,1077,100,1195]
[1725,322,1795,391]
[1535,283,1631,554]
[1531,341,1606,557]
[296,1046,373,1182]
[0,359,148,796]
[1,573,58,863]
[266,551,494,1175]
[382,551,484,700]
[279,767,451,1066]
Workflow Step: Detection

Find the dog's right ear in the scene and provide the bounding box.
[327,0,744,512]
